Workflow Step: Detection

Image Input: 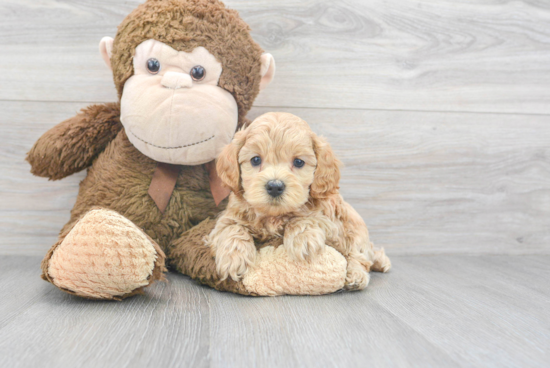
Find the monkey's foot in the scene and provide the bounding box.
[242,246,348,296]
[43,209,166,300]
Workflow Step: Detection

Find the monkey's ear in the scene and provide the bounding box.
[216,129,248,194]
[99,37,114,70]
[259,53,276,91]
[310,135,342,199]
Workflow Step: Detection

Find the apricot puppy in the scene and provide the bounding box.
[208,112,391,290]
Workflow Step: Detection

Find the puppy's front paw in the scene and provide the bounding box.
[284,224,326,261]
[215,241,256,282]
[344,261,370,291]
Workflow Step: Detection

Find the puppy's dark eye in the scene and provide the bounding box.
[146,58,160,74]
[293,158,305,168]
[190,65,206,81]
[251,156,262,167]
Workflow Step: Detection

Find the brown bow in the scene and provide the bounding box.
[148,161,230,214]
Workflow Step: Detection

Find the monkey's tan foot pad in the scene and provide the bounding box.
[43,209,166,300]
[242,246,347,296]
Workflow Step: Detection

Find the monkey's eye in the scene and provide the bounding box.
[293,158,305,168]
[146,58,160,74]
[190,65,206,81]
[251,156,262,167]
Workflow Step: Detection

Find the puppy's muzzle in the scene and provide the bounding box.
[266,180,285,198]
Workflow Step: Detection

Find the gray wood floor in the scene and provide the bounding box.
[1,255,548,368]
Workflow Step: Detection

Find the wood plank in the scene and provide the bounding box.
[208,255,550,367]
[206,281,460,368]
[0,268,211,368]
[0,256,52,330]
[1,0,550,114]
[1,101,548,256]
[369,255,550,367]
[0,255,549,367]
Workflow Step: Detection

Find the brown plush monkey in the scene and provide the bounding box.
[27,0,347,300]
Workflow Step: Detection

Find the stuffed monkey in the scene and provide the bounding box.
[27,0,347,300]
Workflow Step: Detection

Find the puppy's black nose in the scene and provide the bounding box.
[266,180,285,198]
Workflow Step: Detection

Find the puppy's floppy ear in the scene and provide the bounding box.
[310,135,342,199]
[216,128,248,194]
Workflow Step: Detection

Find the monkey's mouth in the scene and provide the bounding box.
[129,130,215,150]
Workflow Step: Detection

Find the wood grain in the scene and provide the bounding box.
[0,256,53,330]
[0,255,548,367]
[1,0,550,114]
[1,101,548,256]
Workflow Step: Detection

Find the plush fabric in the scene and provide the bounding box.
[242,246,347,296]
[167,218,250,295]
[55,130,223,250]
[111,0,264,125]
[47,209,165,300]
[120,40,239,165]
[27,103,122,180]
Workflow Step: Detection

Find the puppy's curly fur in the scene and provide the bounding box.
[208,112,391,290]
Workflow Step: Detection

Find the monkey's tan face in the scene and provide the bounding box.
[120,39,238,165]
[238,120,318,216]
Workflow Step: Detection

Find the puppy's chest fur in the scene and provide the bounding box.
[244,215,293,243]
[242,209,341,249]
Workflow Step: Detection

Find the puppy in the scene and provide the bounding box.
[208,112,391,290]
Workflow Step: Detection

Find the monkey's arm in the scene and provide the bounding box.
[26,102,122,180]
